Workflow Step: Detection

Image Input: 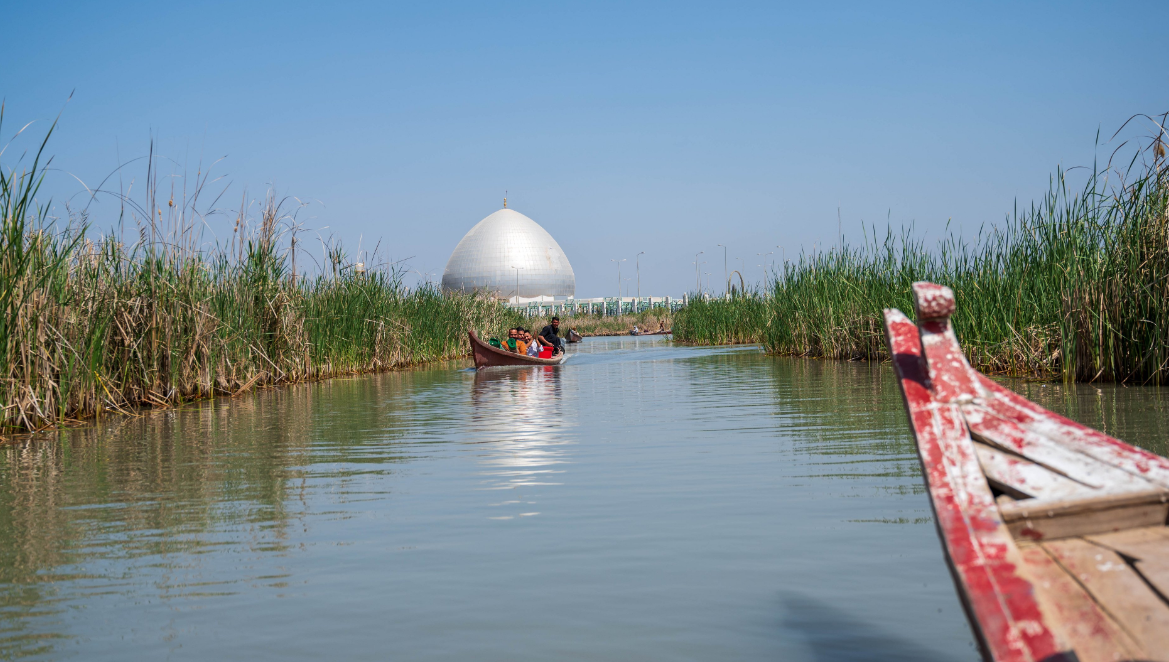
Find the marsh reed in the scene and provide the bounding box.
[0,111,521,432]
[675,115,1169,383]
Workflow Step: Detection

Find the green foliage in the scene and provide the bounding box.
[672,294,768,345]
[0,115,522,432]
[677,126,1169,384]
[556,309,672,336]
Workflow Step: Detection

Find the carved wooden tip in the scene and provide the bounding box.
[912,282,955,321]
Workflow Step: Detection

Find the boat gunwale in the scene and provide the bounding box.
[468,329,566,368]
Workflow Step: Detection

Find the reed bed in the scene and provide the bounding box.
[555,310,673,337]
[0,114,522,432]
[675,118,1169,383]
[670,295,766,345]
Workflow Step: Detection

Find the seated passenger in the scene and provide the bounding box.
[515,327,528,355]
[506,328,519,352]
[525,331,540,357]
[539,316,564,355]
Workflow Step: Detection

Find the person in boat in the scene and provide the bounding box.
[524,330,541,357]
[515,328,529,356]
[538,316,564,355]
[504,328,519,353]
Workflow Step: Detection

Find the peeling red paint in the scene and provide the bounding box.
[884,305,1063,662]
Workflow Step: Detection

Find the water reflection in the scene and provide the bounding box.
[3,339,1160,660]
[470,368,572,504]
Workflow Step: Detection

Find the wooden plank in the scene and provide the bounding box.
[1000,489,1169,541]
[1044,538,1169,658]
[964,404,1157,494]
[1087,526,1169,558]
[1015,544,1145,662]
[1087,527,1169,604]
[885,306,1067,662]
[977,374,1169,490]
[973,441,1097,501]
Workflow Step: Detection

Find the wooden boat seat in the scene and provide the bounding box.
[884,282,1169,662]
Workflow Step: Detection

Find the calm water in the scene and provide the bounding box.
[2,337,1167,661]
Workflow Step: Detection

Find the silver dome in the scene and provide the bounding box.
[441,208,575,299]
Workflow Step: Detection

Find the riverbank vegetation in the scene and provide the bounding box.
[0,114,521,432]
[555,309,672,337]
[675,116,1169,384]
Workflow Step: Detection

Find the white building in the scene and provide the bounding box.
[441,206,575,302]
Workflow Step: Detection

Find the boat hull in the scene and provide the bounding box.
[468,330,565,368]
[885,282,1169,662]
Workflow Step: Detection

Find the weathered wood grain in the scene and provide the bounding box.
[965,405,1157,494]
[1015,544,1145,662]
[1000,490,1169,542]
[885,307,1067,662]
[885,282,1169,662]
[976,375,1169,490]
[973,441,1096,501]
[1087,527,1169,605]
[1043,538,1169,657]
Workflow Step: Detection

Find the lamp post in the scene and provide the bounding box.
[636,251,645,301]
[611,258,626,313]
[757,251,773,290]
[694,251,703,294]
[716,244,728,296]
[511,266,524,304]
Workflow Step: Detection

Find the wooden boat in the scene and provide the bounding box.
[885,282,1169,662]
[567,329,584,343]
[468,330,566,368]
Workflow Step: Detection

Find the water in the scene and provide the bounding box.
[1,337,1166,661]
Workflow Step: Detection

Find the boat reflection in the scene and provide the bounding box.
[469,368,573,514]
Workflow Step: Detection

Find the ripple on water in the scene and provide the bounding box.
[3,336,1162,660]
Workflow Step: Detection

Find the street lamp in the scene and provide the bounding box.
[716,244,728,296]
[636,251,645,301]
[694,251,703,293]
[511,266,524,304]
[610,258,626,311]
[757,251,773,289]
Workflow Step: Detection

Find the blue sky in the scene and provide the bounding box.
[3,1,1167,297]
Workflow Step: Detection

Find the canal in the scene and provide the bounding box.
[1,336,1166,660]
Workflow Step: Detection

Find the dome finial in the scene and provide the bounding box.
[503,190,507,208]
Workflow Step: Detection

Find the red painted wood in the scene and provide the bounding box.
[912,282,984,403]
[884,307,1068,662]
[975,375,1169,490]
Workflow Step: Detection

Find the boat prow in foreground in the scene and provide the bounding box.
[468,330,566,369]
[885,282,1169,662]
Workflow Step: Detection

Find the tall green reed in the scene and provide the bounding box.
[676,116,1169,383]
[0,114,522,432]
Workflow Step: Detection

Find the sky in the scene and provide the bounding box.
[3,0,1167,297]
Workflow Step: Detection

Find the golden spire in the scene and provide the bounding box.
[503,190,508,208]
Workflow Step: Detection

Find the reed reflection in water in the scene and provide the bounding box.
[0,336,1164,660]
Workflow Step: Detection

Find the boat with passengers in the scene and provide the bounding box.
[468,330,566,368]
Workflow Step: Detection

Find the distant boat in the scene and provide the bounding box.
[885,282,1169,662]
[567,329,584,343]
[468,330,566,368]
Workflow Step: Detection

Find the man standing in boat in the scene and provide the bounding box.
[538,316,564,355]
